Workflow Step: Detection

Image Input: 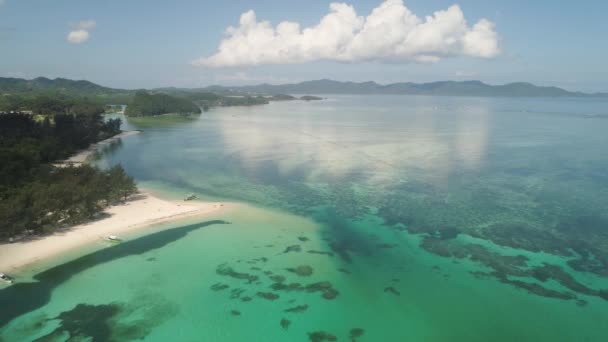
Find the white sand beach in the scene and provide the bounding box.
[0,191,229,273]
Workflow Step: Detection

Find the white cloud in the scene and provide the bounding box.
[67,20,96,44]
[193,0,499,68]
[67,30,90,44]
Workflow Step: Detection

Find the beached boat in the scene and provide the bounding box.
[103,235,122,242]
[184,193,198,201]
[0,273,13,284]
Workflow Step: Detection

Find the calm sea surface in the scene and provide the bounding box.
[2,95,608,341]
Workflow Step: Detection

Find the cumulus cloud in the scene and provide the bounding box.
[193,0,499,67]
[67,20,96,44]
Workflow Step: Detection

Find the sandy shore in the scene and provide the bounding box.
[57,130,141,166]
[0,191,228,273]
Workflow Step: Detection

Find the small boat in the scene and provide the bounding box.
[184,193,198,201]
[104,235,122,242]
[0,273,13,284]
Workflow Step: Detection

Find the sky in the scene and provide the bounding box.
[1,0,607,92]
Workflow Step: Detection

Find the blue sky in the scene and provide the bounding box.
[1,0,607,92]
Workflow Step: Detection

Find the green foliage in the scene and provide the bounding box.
[0,111,133,240]
[125,91,201,117]
[0,76,135,104]
[217,96,269,106]
[0,165,136,237]
[0,94,106,117]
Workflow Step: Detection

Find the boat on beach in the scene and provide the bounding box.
[0,273,13,284]
[103,235,122,242]
[184,193,198,201]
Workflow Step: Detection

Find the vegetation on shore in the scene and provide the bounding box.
[125,91,201,117]
[0,101,137,240]
[300,95,323,101]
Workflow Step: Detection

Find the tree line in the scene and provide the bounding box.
[125,91,201,116]
[0,96,136,240]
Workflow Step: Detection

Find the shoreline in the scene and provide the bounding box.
[0,190,230,273]
[56,130,141,166]
[0,129,230,275]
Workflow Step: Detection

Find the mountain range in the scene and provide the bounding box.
[2,77,607,99]
[198,79,608,97]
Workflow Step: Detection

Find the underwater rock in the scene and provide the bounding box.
[530,263,596,296]
[322,288,339,300]
[230,288,245,299]
[498,276,576,300]
[282,245,302,254]
[285,304,309,313]
[216,264,259,283]
[32,303,120,342]
[384,286,400,296]
[298,236,310,242]
[470,222,574,257]
[286,265,314,277]
[280,318,291,330]
[307,250,334,257]
[210,283,230,291]
[308,331,337,342]
[306,281,332,290]
[270,274,286,283]
[230,310,241,316]
[288,282,303,290]
[305,282,339,300]
[350,328,365,341]
[257,292,280,301]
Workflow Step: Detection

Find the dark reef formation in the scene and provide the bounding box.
[256,292,280,301]
[285,304,309,313]
[308,331,338,342]
[350,328,365,341]
[286,265,314,277]
[216,264,259,284]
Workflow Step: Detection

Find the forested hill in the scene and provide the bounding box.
[195,79,608,98]
[125,91,202,116]
[2,77,606,101]
[0,77,134,103]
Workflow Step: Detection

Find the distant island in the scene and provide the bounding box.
[198,79,608,98]
[0,77,329,117]
[125,91,201,117]
[2,77,607,115]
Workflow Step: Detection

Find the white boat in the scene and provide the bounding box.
[104,235,122,242]
[184,193,198,201]
[0,273,13,284]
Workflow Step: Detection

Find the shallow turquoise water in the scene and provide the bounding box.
[2,95,608,341]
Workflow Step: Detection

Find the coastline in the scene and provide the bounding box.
[0,129,230,274]
[0,190,230,273]
[57,130,141,166]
